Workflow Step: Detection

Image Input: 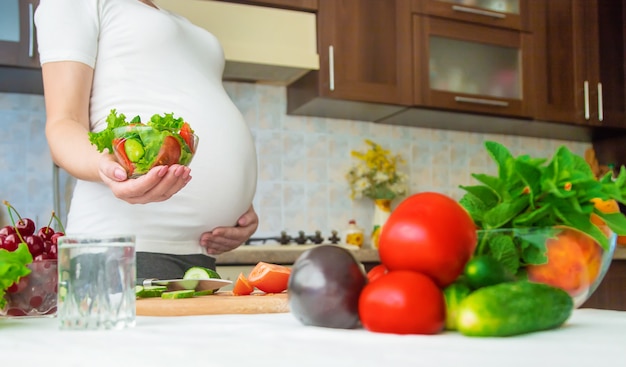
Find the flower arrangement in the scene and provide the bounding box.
[346,139,408,200]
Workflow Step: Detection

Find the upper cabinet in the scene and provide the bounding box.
[155,0,319,84]
[410,11,534,118]
[413,0,530,31]
[0,0,39,68]
[287,0,413,121]
[532,0,626,129]
[0,0,42,94]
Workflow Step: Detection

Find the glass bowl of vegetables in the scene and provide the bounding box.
[89,110,198,178]
[474,226,616,308]
[1,259,58,317]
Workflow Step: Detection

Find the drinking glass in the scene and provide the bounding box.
[57,234,136,330]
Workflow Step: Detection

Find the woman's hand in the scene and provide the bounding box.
[200,205,259,255]
[99,153,192,204]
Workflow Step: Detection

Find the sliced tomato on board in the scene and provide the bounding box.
[232,272,254,296]
[247,262,291,293]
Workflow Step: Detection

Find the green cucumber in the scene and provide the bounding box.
[124,138,145,162]
[464,255,515,290]
[443,281,472,331]
[457,281,573,337]
[183,266,221,280]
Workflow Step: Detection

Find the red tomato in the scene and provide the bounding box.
[359,270,445,335]
[247,262,291,293]
[154,135,182,166]
[180,122,195,153]
[366,264,387,283]
[112,138,134,176]
[232,272,254,296]
[378,192,477,287]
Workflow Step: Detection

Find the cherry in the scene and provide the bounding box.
[1,233,20,252]
[7,276,29,294]
[25,235,45,257]
[37,226,55,241]
[34,253,51,261]
[51,232,64,246]
[0,225,16,236]
[15,218,36,237]
[46,243,58,260]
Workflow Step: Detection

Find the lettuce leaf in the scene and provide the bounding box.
[0,243,33,310]
[88,109,131,153]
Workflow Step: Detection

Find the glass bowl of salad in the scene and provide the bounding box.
[1,259,58,317]
[89,110,198,178]
[475,226,616,308]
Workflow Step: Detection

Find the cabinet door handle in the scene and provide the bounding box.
[597,82,603,122]
[451,5,506,19]
[28,3,34,58]
[454,96,509,107]
[584,81,590,120]
[328,45,335,91]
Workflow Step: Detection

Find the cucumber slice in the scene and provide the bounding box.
[193,290,216,297]
[161,290,195,299]
[136,285,168,298]
[183,266,221,280]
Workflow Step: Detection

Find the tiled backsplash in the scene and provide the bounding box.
[0,84,590,241]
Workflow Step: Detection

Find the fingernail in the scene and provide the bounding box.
[114,169,127,180]
[158,166,168,177]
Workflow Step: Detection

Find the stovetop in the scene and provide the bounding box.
[245,230,342,246]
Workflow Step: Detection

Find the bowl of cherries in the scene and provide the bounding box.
[0,201,63,317]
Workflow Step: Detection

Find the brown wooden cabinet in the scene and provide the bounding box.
[582,260,626,311]
[0,0,39,68]
[0,0,43,94]
[532,0,626,129]
[287,0,413,122]
[413,0,531,31]
[410,13,534,119]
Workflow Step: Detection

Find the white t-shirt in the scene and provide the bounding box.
[35,0,258,255]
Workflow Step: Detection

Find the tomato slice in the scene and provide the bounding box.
[247,262,291,294]
[112,137,134,176]
[153,135,182,166]
[179,122,195,153]
[232,272,254,296]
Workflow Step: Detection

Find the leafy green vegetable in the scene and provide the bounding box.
[460,141,626,275]
[0,244,33,309]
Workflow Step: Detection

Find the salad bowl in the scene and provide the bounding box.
[112,125,198,178]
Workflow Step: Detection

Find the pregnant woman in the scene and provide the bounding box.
[34,0,259,279]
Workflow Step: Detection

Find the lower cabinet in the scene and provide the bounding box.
[582,260,626,311]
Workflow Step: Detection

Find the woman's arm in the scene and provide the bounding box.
[41,61,192,204]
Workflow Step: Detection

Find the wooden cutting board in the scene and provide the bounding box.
[136,291,290,316]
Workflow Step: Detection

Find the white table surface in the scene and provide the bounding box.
[2,308,625,367]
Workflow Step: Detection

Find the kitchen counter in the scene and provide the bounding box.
[214,244,380,265]
[614,246,626,260]
[215,243,626,265]
[2,309,626,366]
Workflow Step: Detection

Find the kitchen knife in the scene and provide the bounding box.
[138,278,232,292]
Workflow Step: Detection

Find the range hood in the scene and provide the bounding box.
[154,0,319,84]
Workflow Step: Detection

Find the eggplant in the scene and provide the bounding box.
[288,245,367,329]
